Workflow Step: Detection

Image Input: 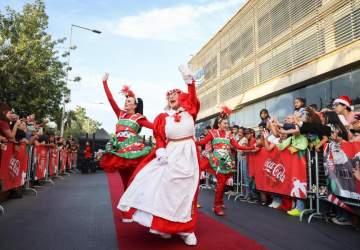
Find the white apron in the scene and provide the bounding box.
[118,111,199,223]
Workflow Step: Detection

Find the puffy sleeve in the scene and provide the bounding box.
[103,80,124,118]
[179,80,200,120]
[138,117,154,130]
[153,113,168,149]
[230,138,255,151]
[196,132,213,146]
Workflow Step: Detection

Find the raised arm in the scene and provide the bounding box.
[187,80,199,107]
[230,138,254,151]
[262,130,276,151]
[102,73,123,118]
[196,132,213,146]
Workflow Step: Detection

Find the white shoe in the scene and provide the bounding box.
[149,229,172,239]
[268,201,276,208]
[179,233,197,246]
[268,201,280,209]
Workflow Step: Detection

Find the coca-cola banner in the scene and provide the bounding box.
[33,145,49,180]
[248,147,307,198]
[0,142,29,191]
[48,148,58,176]
[324,141,360,200]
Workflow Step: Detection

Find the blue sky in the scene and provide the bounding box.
[0,0,245,135]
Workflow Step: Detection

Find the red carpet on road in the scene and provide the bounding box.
[106,172,267,250]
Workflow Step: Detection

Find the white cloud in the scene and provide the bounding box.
[110,0,245,41]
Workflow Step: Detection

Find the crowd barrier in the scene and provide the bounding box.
[201,141,360,223]
[0,142,78,215]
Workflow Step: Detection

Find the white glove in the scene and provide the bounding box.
[156,148,168,165]
[178,65,194,84]
[226,177,234,186]
[102,72,109,82]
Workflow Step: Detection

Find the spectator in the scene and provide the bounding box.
[231,125,239,138]
[333,96,359,127]
[0,103,20,141]
[294,97,307,121]
[83,141,92,174]
[333,96,360,140]
[259,109,270,129]
[237,127,248,198]
[322,111,349,141]
[309,104,318,112]
[204,125,212,135]
[241,128,257,202]
[280,107,330,152]
[262,129,286,209]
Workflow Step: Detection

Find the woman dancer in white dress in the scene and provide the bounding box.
[118,65,200,246]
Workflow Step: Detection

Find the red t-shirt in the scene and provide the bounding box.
[0,120,10,137]
[84,146,92,159]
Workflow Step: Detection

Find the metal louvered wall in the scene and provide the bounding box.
[193,0,360,112]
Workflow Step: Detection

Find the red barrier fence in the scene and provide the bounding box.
[49,148,58,177]
[60,148,67,174]
[33,145,49,181]
[0,143,78,192]
[248,147,308,199]
[0,142,29,191]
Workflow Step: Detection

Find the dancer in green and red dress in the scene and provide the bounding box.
[100,73,153,189]
[197,107,255,216]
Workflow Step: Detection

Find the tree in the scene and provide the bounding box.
[64,106,102,139]
[0,0,74,123]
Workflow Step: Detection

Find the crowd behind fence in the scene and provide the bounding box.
[0,142,78,215]
[199,95,360,228]
[0,101,83,214]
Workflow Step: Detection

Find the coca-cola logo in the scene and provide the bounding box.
[264,159,286,184]
[8,157,20,181]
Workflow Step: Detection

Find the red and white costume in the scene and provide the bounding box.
[118,79,200,236]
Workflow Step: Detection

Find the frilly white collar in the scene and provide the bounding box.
[166,107,185,116]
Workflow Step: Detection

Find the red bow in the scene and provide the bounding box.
[174,112,181,122]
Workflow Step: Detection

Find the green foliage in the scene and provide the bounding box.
[0,0,69,122]
[64,106,102,139]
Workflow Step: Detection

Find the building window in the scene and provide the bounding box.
[242,69,255,91]
[241,27,254,58]
[201,91,217,110]
[259,58,272,83]
[272,47,292,77]
[271,0,290,39]
[293,30,324,67]
[258,12,271,47]
[204,57,217,81]
[290,0,322,24]
[220,76,241,102]
[220,47,230,71]
[335,12,353,48]
[354,8,360,39]
[230,36,241,64]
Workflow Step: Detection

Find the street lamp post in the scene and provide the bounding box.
[60,24,101,137]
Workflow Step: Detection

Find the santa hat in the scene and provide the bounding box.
[333,96,353,110]
[120,85,135,98]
